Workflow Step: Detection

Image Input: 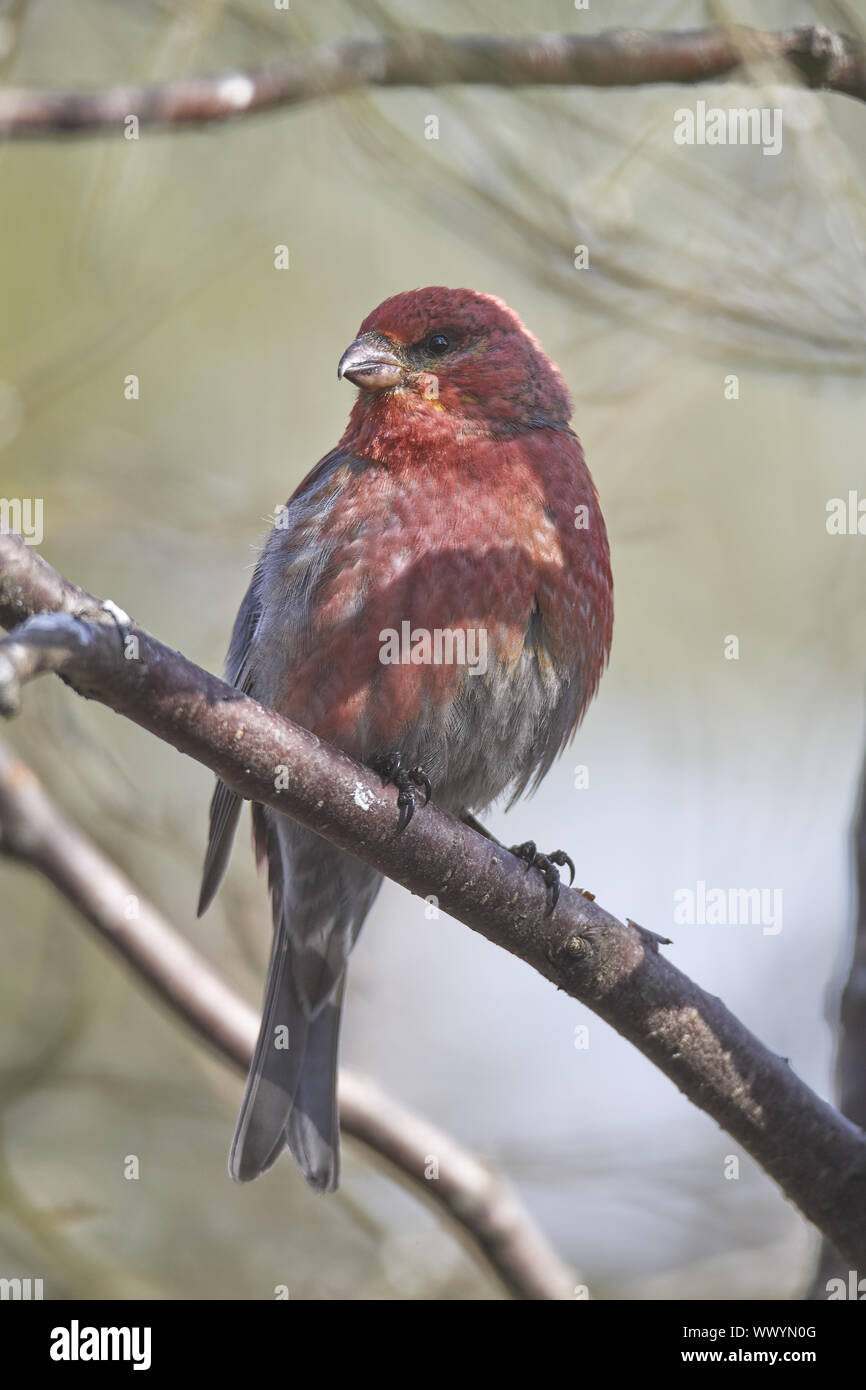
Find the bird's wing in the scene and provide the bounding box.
[197,563,265,916]
[197,447,356,917]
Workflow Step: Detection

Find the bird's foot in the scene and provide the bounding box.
[369,751,431,833]
[509,840,577,915]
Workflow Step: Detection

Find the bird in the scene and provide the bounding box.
[198,286,613,1193]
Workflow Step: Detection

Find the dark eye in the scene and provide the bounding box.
[426,333,450,355]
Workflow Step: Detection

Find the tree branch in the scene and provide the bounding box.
[1,532,865,1270]
[0,25,864,138]
[808,721,866,1296]
[838,734,866,1146]
[0,735,574,1301]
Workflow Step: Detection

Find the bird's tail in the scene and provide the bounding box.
[229,908,345,1191]
[228,807,382,1191]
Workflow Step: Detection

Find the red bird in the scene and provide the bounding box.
[199,287,613,1191]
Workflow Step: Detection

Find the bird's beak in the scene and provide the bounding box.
[337,332,404,391]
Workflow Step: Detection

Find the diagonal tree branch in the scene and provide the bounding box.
[1,532,865,1269]
[0,738,573,1301]
[0,25,864,138]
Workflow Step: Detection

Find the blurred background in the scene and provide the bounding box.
[1,0,865,1299]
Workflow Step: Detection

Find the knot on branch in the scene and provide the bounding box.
[788,24,858,89]
[549,928,593,978]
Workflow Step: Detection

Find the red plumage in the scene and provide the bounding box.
[200,287,613,1190]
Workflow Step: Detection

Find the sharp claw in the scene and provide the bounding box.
[510,841,574,914]
[551,850,576,886]
[370,753,431,833]
[396,792,414,833]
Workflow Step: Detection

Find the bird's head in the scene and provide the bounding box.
[337,287,572,446]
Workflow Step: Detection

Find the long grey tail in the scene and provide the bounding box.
[229,911,345,1192]
[200,789,381,1192]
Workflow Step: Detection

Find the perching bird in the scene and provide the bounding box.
[198,287,613,1192]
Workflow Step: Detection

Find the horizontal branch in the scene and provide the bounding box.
[2,533,866,1269]
[0,738,572,1300]
[0,25,864,137]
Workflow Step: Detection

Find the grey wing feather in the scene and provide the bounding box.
[197,564,264,917]
[197,782,244,917]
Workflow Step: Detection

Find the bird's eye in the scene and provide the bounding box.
[426,333,450,355]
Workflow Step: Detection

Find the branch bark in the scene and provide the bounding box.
[808,724,866,1297]
[0,735,574,1301]
[0,25,864,137]
[2,532,866,1269]
[837,739,866,1140]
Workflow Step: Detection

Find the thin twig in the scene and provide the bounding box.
[0,26,864,138]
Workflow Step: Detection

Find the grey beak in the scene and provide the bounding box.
[337,332,404,391]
